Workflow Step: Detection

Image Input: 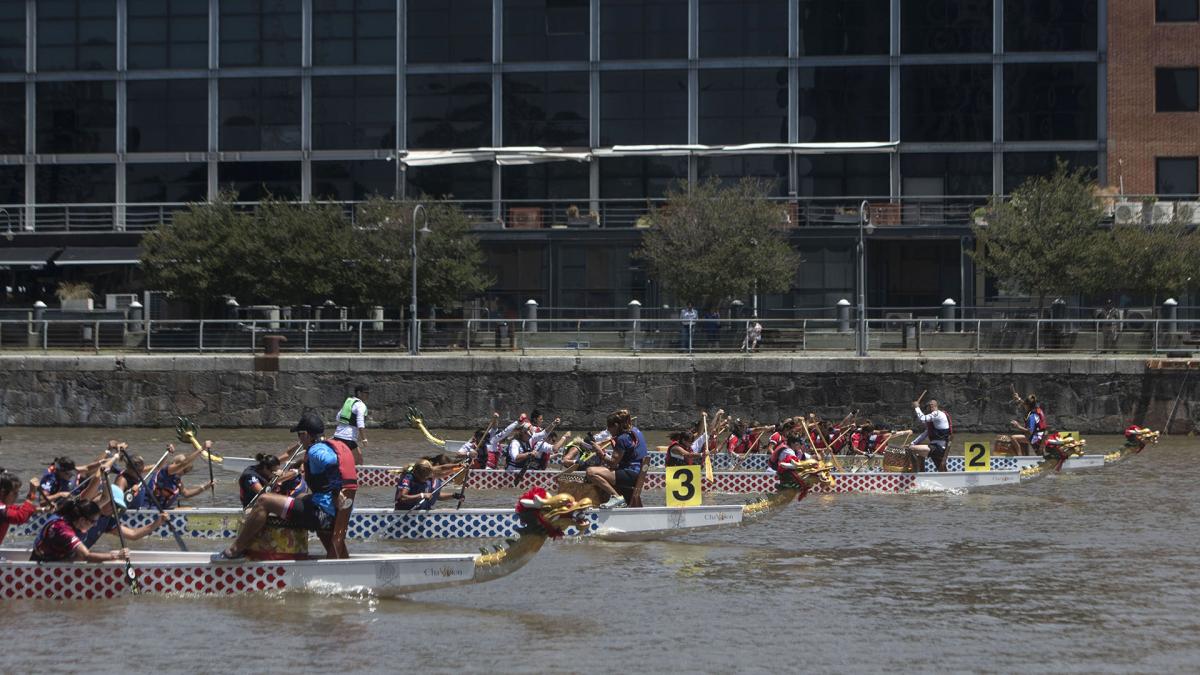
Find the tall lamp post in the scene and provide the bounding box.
[857,199,875,357]
[410,203,431,355]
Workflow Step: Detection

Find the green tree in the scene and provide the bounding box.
[972,161,1106,306]
[1100,207,1200,303]
[638,178,801,308]
[140,192,250,311]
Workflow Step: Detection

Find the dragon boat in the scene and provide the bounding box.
[0,489,588,600]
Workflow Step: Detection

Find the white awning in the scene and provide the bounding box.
[402,142,897,166]
[401,148,592,167]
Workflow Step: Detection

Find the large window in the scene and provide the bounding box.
[220,0,301,67]
[1004,63,1097,141]
[699,0,788,58]
[798,0,890,56]
[600,0,688,60]
[697,155,788,196]
[1002,152,1096,193]
[127,80,208,153]
[504,0,588,62]
[795,154,889,197]
[699,68,788,145]
[901,65,992,142]
[503,72,589,146]
[312,160,395,200]
[37,0,116,71]
[219,78,302,151]
[1156,158,1199,196]
[0,3,24,72]
[600,70,687,146]
[1005,0,1098,52]
[312,76,395,150]
[407,74,492,149]
[314,0,395,66]
[218,161,301,200]
[128,0,208,70]
[900,153,992,196]
[406,163,492,200]
[901,0,992,54]
[1157,0,1199,22]
[1156,68,1199,112]
[0,82,23,154]
[0,166,21,204]
[127,163,207,202]
[36,81,116,154]
[598,156,688,199]
[798,66,889,142]
[36,165,115,203]
[502,162,590,199]
[408,0,490,64]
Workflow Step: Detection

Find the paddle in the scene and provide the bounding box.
[405,463,470,515]
[99,465,138,593]
[701,413,714,483]
[119,448,188,552]
[245,444,307,511]
[176,417,218,499]
[455,459,473,510]
[800,417,842,472]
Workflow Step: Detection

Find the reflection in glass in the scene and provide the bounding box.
[1156,0,1199,22]
[0,82,23,153]
[407,74,492,149]
[219,161,301,200]
[699,68,788,145]
[127,163,208,202]
[127,80,208,153]
[1002,152,1096,193]
[599,157,688,199]
[314,0,396,66]
[0,3,25,72]
[408,0,490,63]
[901,0,991,54]
[0,166,21,203]
[699,0,788,57]
[128,0,208,70]
[36,81,116,154]
[795,154,889,197]
[37,0,116,71]
[900,153,992,195]
[312,76,395,150]
[219,78,302,151]
[36,164,115,203]
[502,163,590,199]
[600,0,687,60]
[901,65,992,142]
[698,155,788,196]
[505,0,588,62]
[1004,63,1097,141]
[503,72,589,147]
[220,0,301,67]
[407,163,493,201]
[798,0,889,56]
[1156,68,1199,112]
[1005,0,1098,52]
[312,161,396,200]
[798,66,889,142]
[600,70,687,146]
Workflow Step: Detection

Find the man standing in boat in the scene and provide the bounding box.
[909,399,952,472]
[212,412,342,561]
[333,384,369,463]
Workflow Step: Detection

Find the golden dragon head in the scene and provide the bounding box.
[515,487,593,538]
[778,458,836,496]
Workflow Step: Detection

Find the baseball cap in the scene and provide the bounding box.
[109,484,127,510]
[290,412,325,435]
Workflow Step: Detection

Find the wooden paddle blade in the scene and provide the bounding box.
[704,454,714,482]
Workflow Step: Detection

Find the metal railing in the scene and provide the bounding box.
[1,317,1196,356]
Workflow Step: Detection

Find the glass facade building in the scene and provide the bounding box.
[0,0,1106,312]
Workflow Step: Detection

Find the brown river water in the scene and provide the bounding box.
[0,427,1197,674]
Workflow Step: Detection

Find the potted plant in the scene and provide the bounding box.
[56,281,94,311]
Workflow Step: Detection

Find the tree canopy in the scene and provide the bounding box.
[638,178,802,308]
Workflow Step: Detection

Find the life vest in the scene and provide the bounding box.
[767,431,783,450]
[40,466,77,495]
[927,412,952,443]
[31,515,80,562]
[337,397,362,425]
[304,441,343,496]
[615,428,648,473]
[506,438,533,470]
[768,444,795,473]
[150,467,182,507]
[1030,407,1048,433]
[325,437,359,491]
[393,469,438,510]
[665,441,694,467]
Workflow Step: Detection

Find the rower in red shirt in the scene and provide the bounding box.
[0,471,41,546]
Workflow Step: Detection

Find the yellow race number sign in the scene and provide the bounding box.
[665,465,702,507]
[964,441,991,471]
[1059,431,1080,441]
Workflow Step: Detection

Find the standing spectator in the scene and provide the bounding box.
[1101,299,1121,352]
[703,308,720,347]
[679,302,698,351]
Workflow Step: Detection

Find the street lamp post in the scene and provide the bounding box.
[857,199,874,357]
[410,204,431,355]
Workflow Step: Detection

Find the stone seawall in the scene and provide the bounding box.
[0,354,1195,433]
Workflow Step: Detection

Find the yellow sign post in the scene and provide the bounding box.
[964,441,991,471]
[665,465,703,507]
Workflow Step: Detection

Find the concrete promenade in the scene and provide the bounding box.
[0,353,1194,433]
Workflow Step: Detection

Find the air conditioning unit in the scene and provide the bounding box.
[884,312,912,332]
[1121,308,1153,331]
[1151,202,1175,224]
[1113,201,1142,224]
[104,293,138,310]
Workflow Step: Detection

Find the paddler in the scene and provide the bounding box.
[238,453,282,508]
[79,484,168,549]
[909,399,952,472]
[0,471,41,546]
[332,384,369,463]
[584,409,647,509]
[30,497,128,563]
[146,442,216,509]
[211,413,342,562]
[458,412,500,467]
[393,459,456,511]
[766,432,804,475]
[767,418,796,454]
[38,456,79,503]
[665,429,703,467]
[1008,394,1048,456]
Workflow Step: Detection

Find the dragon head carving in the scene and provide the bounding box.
[515,487,593,539]
[777,458,836,497]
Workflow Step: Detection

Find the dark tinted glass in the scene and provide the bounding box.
[0,166,21,203]
[798,0,890,55]
[128,0,209,70]
[600,0,687,60]
[0,3,25,72]
[36,164,115,203]
[312,160,396,199]
[406,163,493,200]
[0,82,23,153]
[127,79,208,152]
[220,0,301,67]
[798,66,889,142]
[314,0,395,66]
[1004,63,1097,141]
[1002,151,1096,192]
[1156,68,1199,112]
[901,0,991,54]
[699,68,788,145]
[600,70,687,146]
[502,162,589,199]
[900,153,992,195]
[504,0,588,62]
[219,77,302,151]
[1005,0,1098,52]
[502,72,589,146]
[127,163,207,202]
[697,155,788,196]
[1157,0,1200,22]
[699,0,788,57]
[901,64,991,142]
[312,75,395,150]
[408,0,490,63]
[37,0,116,71]
[218,161,301,200]
[36,81,116,153]
[1156,158,1199,195]
[407,73,491,149]
[795,153,890,196]
[598,157,688,199]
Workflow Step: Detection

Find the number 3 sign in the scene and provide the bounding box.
[665,465,702,506]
